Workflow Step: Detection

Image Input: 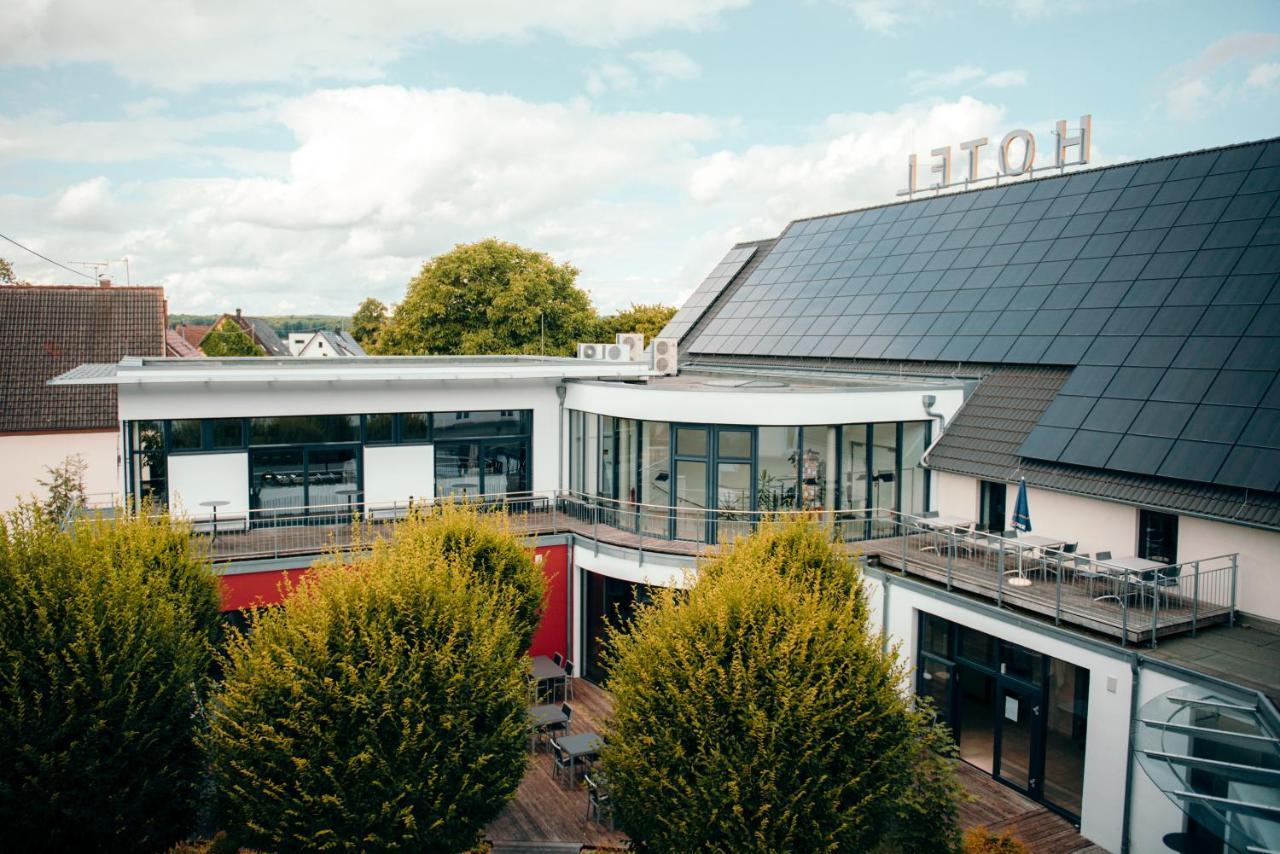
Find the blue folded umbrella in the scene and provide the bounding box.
[1013,478,1031,533]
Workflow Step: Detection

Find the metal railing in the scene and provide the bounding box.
[137,489,1237,647]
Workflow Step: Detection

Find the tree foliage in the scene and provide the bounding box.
[0,504,222,851]
[205,505,533,851]
[601,518,962,853]
[595,302,676,345]
[201,318,266,357]
[364,502,547,651]
[36,453,88,521]
[350,297,388,349]
[0,257,16,284]
[378,239,598,356]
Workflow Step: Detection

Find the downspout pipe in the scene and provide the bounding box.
[1121,657,1141,854]
[556,384,567,495]
[921,394,948,511]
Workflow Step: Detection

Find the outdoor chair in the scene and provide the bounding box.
[544,703,571,745]
[586,771,614,828]
[1139,563,1182,610]
[562,659,575,701]
[550,738,572,786]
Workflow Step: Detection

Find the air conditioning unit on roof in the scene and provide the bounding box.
[577,342,630,362]
[651,338,678,376]
[615,332,644,361]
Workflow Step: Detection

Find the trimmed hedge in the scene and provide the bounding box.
[601,518,962,853]
[205,510,532,851]
[0,504,222,850]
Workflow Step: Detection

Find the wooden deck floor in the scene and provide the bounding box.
[486,680,1105,852]
[956,763,1105,854]
[485,679,628,851]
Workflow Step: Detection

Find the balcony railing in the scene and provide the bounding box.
[126,489,1235,648]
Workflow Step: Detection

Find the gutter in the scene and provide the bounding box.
[1121,657,1141,854]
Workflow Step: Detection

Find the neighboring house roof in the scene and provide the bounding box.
[165,328,203,357]
[0,283,166,432]
[178,323,209,348]
[291,329,367,357]
[202,311,291,356]
[672,136,1280,527]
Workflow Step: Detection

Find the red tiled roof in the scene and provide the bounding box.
[0,283,167,432]
[165,328,202,357]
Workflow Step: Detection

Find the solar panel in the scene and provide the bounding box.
[656,244,759,343]
[678,138,1280,490]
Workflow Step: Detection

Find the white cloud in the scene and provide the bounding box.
[0,90,1029,318]
[1159,31,1280,121]
[0,1,745,89]
[586,49,701,96]
[844,0,1097,33]
[1246,61,1280,91]
[905,65,1027,94]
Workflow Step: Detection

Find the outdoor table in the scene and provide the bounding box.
[531,655,566,702]
[199,500,229,542]
[1108,556,1166,572]
[556,731,603,784]
[335,486,358,513]
[918,515,973,530]
[528,703,568,752]
[1005,535,1066,586]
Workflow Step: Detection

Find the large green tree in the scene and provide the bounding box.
[201,317,266,357]
[378,239,598,356]
[596,302,677,345]
[206,507,532,851]
[0,257,16,284]
[0,504,222,851]
[350,297,388,349]
[600,519,962,853]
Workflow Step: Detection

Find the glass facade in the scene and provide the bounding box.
[916,612,1089,820]
[125,410,532,510]
[567,410,931,542]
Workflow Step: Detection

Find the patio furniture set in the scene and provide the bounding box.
[527,654,613,827]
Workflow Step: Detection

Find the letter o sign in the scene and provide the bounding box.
[999,129,1036,176]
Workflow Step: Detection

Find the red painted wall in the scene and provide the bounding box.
[528,543,570,659]
[216,541,572,659]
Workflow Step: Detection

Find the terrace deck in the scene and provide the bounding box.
[486,679,1103,852]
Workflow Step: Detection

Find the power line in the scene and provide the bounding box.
[0,232,96,281]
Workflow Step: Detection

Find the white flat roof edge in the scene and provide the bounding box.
[50,362,654,386]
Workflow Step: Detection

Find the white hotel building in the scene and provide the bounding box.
[53,135,1280,853]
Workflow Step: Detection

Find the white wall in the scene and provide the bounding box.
[118,378,562,495]
[1127,667,1198,854]
[363,445,433,505]
[0,430,120,511]
[565,380,965,427]
[167,452,250,516]
[1179,516,1280,623]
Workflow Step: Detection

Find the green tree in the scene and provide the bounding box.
[36,453,88,521]
[350,297,389,349]
[596,302,677,345]
[201,317,266,357]
[600,519,962,853]
[0,257,15,284]
[374,503,547,651]
[0,504,222,851]
[378,239,598,356]
[205,508,532,851]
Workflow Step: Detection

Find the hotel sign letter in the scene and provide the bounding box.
[899,114,1091,197]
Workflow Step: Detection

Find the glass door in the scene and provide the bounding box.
[673,426,711,542]
[482,441,529,497]
[305,446,360,512]
[996,681,1043,797]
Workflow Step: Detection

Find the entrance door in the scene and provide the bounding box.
[674,460,709,541]
[996,681,1043,797]
[482,441,529,496]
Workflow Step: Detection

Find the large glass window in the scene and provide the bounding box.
[640,421,671,536]
[900,421,930,516]
[600,416,617,499]
[210,418,244,449]
[250,448,305,512]
[400,412,430,443]
[841,424,869,511]
[169,419,202,451]
[307,448,359,507]
[365,413,394,444]
[569,411,586,494]
[1044,661,1090,817]
[617,418,639,512]
[435,443,481,498]
[757,426,799,511]
[800,426,835,511]
[871,423,899,511]
[432,410,530,440]
[130,421,167,505]
[250,415,360,445]
[980,480,1008,532]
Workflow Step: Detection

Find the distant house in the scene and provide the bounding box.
[287,329,367,357]
[175,322,209,350]
[0,281,167,510]
[202,309,291,356]
[165,327,202,357]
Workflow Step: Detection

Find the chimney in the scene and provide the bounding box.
[99,277,112,288]
[235,308,242,318]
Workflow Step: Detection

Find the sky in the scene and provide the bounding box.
[1,1,1279,317]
